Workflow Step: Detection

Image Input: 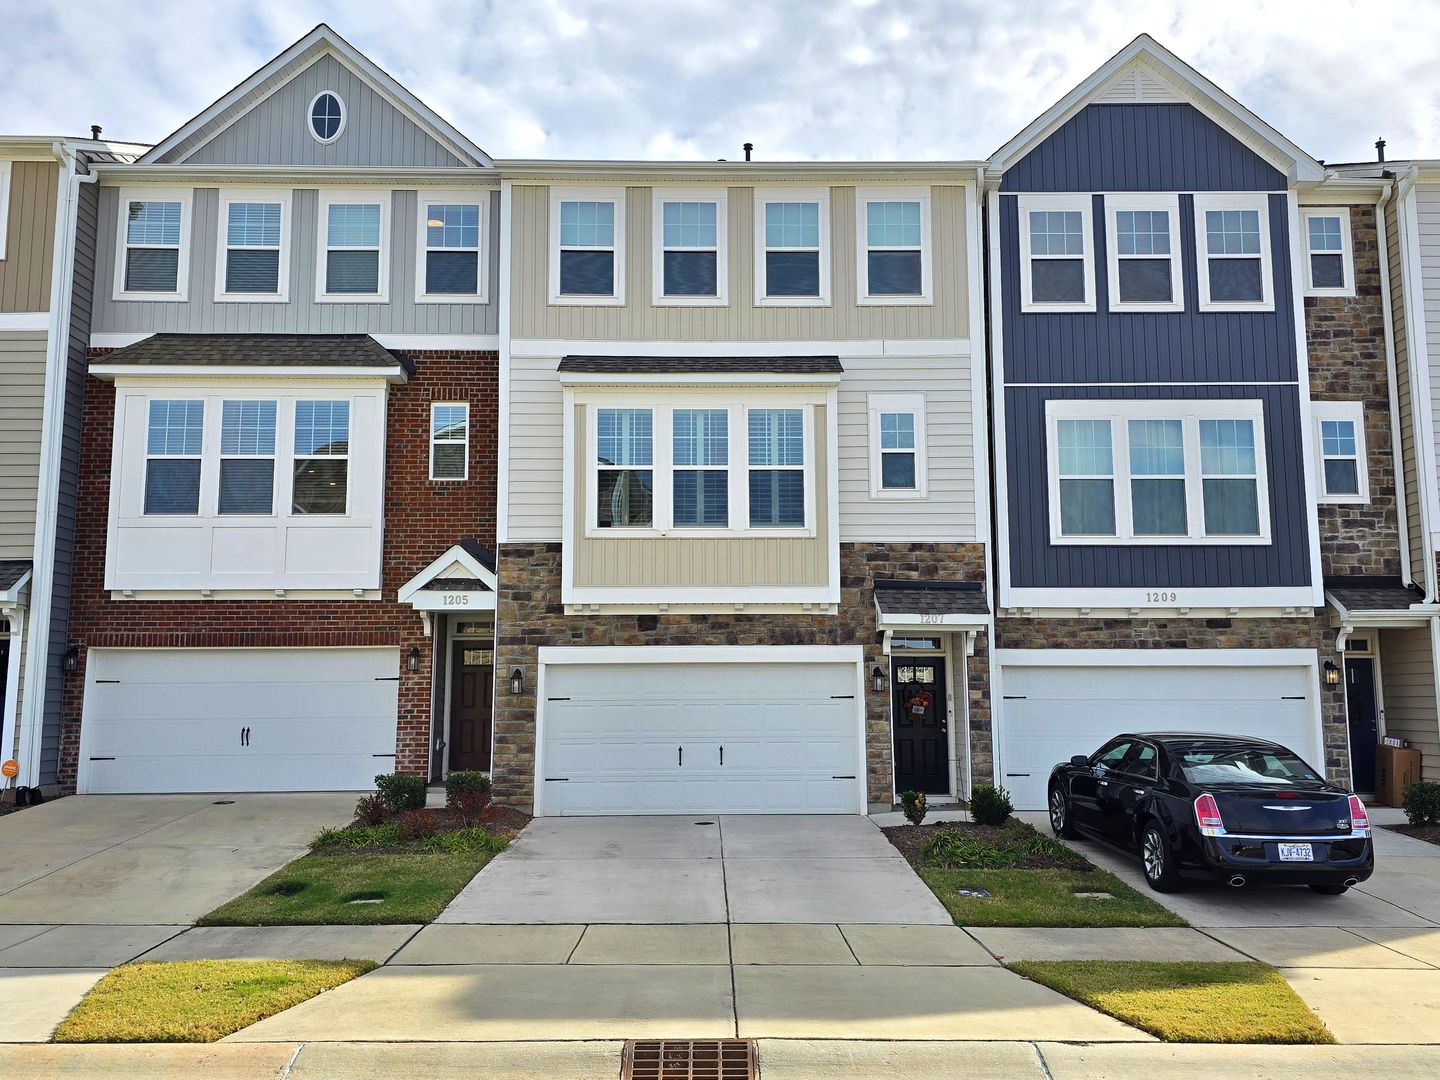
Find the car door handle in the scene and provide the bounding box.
[1133,788,1147,795]
[1097,779,1109,786]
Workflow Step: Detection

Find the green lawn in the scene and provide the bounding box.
[53,959,375,1043]
[920,867,1187,928]
[197,851,496,926]
[1008,960,1334,1043]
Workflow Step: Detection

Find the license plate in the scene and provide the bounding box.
[1278,842,1314,862]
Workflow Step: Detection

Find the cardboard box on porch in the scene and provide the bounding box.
[1375,744,1423,807]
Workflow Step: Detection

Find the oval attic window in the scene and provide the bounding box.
[309,92,345,143]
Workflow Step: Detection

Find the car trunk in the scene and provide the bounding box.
[1211,787,1355,836]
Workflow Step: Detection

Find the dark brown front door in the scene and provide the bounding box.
[448,643,493,772]
[892,657,948,795]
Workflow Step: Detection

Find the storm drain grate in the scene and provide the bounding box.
[622,1039,756,1080]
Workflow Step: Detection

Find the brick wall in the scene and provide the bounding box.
[1306,203,1402,580]
[58,350,498,790]
[493,541,988,810]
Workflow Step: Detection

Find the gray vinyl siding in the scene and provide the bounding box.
[1379,626,1440,783]
[509,183,970,342]
[0,331,47,560]
[1416,184,1440,512]
[0,161,58,312]
[1387,197,1426,586]
[93,186,499,335]
[181,54,465,168]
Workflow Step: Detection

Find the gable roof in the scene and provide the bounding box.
[398,541,498,606]
[989,34,1324,185]
[140,23,491,168]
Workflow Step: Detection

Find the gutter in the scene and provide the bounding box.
[1374,179,1413,588]
[16,144,96,789]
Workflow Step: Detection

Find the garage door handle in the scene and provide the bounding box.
[678,746,683,767]
[89,756,115,761]
[719,746,724,766]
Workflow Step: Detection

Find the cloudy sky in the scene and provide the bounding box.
[4,0,1438,164]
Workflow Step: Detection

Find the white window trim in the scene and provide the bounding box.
[1300,206,1355,298]
[1045,398,1271,546]
[144,398,205,516]
[549,186,626,306]
[1193,192,1274,312]
[429,401,470,482]
[213,188,291,303]
[1313,400,1369,504]
[291,399,352,517]
[583,396,817,539]
[113,187,193,302]
[854,185,933,306]
[650,186,728,307]
[753,185,831,308]
[0,161,11,260]
[316,189,390,304]
[415,189,490,304]
[307,90,347,145]
[1017,192,1095,314]
[867,391,928,499]
[1104,192,1183,313]
[217,398,278,517]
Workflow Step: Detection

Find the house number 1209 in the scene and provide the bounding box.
[1145,591,1177,603]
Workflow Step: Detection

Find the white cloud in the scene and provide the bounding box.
[1,0,1437,164]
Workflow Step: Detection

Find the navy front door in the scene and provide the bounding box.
[892,657,948,795]
[1345,657,1378,792]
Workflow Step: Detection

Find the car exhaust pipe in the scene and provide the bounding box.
[1344,877,1359,887]
[1228,875,1246,888]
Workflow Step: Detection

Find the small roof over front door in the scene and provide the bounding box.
[398,540,497,613]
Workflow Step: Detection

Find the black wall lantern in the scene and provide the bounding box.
[871,665,886,693]
[510,667,525,695]
[1323,659,1341,688]
[406,646,421,674]
[63,643,79,675]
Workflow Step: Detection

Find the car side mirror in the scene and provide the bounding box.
[1070,755,1089,768]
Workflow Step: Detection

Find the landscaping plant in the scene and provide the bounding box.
[353,794,389,826]
[446,770,493,822]
[969,783,1013,826]
[374,772,427,813]
[1403,780,1440,827]
[394,809,443,842]
[900,789,927,825]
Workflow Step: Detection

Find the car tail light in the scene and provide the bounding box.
[1194,793,1226,836]
[1348,794,1370,834]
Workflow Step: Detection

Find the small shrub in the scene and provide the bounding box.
[445,770,492,804]
[450,790,492,824]
[1403,780,1440,827]
[969,784,1013,827]
[353,794,389,826]
[374,772,427,813]
[422,827,509,856]
[921,830,1014,869]
[900,790,927,826]
[394,810,443,842]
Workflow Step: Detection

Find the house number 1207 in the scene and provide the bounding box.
[1145,591,1177,603]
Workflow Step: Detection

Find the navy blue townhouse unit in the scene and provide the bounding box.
[981,36,1357,811]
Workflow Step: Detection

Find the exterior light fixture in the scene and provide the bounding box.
[871,665,886,693]
[406,646,421,674]
[510,667,525,695]
[63,643,80,675]
[1323,660,1341,688]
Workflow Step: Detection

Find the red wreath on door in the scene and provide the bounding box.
[906,689,933,717]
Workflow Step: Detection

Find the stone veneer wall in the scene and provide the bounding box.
[1306,203,1402,580]
[993,617,1350,784]
[493,541,988,810]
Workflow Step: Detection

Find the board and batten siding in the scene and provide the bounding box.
[1386,197,1426,586]
[509,183,969,342]
[1415,184,1440,521]
[1378,626,1440,783]
[570,400,830,589]
[0,161,58,313]
[0,331,47,560]
[93,186,499,336]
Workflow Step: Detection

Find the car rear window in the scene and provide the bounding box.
[1178,747,1322,786]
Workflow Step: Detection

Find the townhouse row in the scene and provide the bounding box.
[2,26,1438,816]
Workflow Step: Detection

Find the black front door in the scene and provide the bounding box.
[892,657,948,795]
[1345,657,1378,792]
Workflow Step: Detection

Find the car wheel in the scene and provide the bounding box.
[1140,821,1182,893]
[1049,784,1077,839]
[1308,883,1349,896]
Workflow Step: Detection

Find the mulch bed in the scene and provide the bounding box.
[307,803,532,857]
[882,820,1094,871]
[1384,822,1440,847]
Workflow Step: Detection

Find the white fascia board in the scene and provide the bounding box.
[511,338,970,359]
[99,165,495,186]
[498,161,984,183]
[91,364,406,383]
[398,543,498,603]
[875,610,988,629]
[0,568,32,607]
[372,334,498,351]
[0,313,49,331]
[1001,585,1321,615]
[563,585,840,607]
[557,371,843,388]
[993,647,1321,668]
[538,644,865,665]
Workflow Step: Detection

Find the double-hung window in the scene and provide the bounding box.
[319,192,387,301]
[218,400,277,514]
[653,189,726,304]
[1300,208,1354,296]
[755,188,829,304]
[117,189,191,299]
[867,393,927,498]
[292,400,349,515]
[748,408,806,527]
[595,408,653,528]
[217,192,287,300]
[1018,193,1093,312]
[418,194,486,301]
[430,403,469,481]
[672,409,728,526]
[144,400,204,515]
[552,189,624,303]
[1048,401,1269,543]
[1195,194,1273,311]
[857,188,930,303]
[1105,194,1182,311]
[1312,401,1368,503]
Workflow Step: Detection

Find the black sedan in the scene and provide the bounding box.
[1047,733,1375,893]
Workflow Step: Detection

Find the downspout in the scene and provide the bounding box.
[1374,179,1412,587]
[16,144,95,788]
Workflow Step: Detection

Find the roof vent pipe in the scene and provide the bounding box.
[90,124,101,141]
[743,142,753,162]
[1376,137,1386,163]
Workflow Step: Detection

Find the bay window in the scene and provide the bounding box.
[292,400,350,515]
[673,409,728,526]
[218,400,277,514]
[595,408,654,528]
[748,408,805,527]
[144,400,204,514]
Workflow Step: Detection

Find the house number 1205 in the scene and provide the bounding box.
[443,594,472,607]
[1145,591,1177,603]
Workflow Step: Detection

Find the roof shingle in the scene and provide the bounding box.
[93,334,413,375]
[0,560,32,593]
[873,580,988,617]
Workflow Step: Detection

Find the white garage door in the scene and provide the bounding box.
[80,648,400,793]
[540,658,862,815]
[997,656,1320,810]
